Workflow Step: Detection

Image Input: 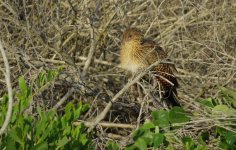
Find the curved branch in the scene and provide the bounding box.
[0,41,13,136]
[88,60,161,132]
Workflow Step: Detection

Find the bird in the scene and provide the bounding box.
[120,28,180,106]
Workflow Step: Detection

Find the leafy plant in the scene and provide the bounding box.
[107,141,119,150]
[0,70,93,149]
[122,86,236,150]
[182,136,207,150]
[124,107,190,150]
[2,69,236,150]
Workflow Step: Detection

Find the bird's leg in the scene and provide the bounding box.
[128,71,145,99]
[128,73,139,96]
[136,69,146,99]
[137,82,143,99]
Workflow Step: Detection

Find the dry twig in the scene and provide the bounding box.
[88,60,162,132]
[74,121,136,129]
[0,41,13,136]
[52,87,75,110]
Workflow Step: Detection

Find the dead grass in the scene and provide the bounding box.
[0,0,236,149]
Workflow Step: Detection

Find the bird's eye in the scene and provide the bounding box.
[128,34,132,38]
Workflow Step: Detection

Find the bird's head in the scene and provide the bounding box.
[121,28,143,44]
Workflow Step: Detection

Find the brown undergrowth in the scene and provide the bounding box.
[0,0,236,149]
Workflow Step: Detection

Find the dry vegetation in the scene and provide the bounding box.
[0,0,236,149]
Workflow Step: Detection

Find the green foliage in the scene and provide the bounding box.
[2,70,236,150]
[0,69,93,149]
[182,136,207,150]
[216,127,236,150]
[151,107,190,129]
[198,98,214,108]
[124,106,210,150]
[219,86,236,107]
[153,133,165,148]
[125,107,190,150]
[124,86,236,150]
[152,109,169,128]
[169,107,190,124]
[212,87,236,149]
[107,141,119,150]
[212,105,235,116]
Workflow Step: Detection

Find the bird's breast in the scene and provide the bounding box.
[120,42,144,73]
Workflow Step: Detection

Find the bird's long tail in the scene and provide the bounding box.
[163,89,180,106]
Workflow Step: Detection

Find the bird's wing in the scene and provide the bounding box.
[140,39,178,73]
[140,39,159,64]
[140,39,169,66]
[141,39,179,85]
[152,43,178,73]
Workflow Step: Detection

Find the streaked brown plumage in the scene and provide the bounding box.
[120,28,180,106]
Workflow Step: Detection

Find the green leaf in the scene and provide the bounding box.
[38,73,46,87]
[107,141,119,150]
[82,103,89,112]
[135,138,147,150]
[56,137,70,149]
[74,106,82,119]
[182,136,196,150]
[195,144,207,150]
[133,128,145,141]
[0,95,8,124]
[35,110,49,138]
[141,122,155,130]
[124,145,136,150]
[73,101,86,119]
[61,116,66,128]
[199,131,209,144]
[79,133,89,145]
[212,105,234,116]
[198,98,214,108]
[63,125,71,136]
[34,141,48,150]
[65,110,72,122]
[11,105,19,123]
[9,128,24,145]
[220,86,236,100]
[65,102,73,121]
[18,76,28,98]
[141,130,153,145]
[6,136,16,150]
[151,110,169,128]
[18,77,32,112]
[169,107,190,123]
[153,133,164,148]
[154,126,160,134]
[220,86,236,107]
[37,124,52,143]
[73,123,83,138]
[47,70,54,81]
[219,141,231,150]
[224,131,236,146]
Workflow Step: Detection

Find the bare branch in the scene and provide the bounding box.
[74,121,136,129]
[52,87,75,110]
[88,60,162,132]
[82,26,96,76]
[0,41,13,136]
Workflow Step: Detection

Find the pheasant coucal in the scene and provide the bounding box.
[120,28,180,106]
